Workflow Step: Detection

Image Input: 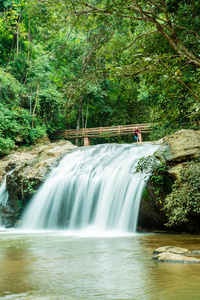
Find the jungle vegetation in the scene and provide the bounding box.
[0,0,200,227]
[0,0,199,155]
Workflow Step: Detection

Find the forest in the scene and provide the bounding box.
[0,0,200,156]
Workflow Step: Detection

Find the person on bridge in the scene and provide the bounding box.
[134,127,140,142]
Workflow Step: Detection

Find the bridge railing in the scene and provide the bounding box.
[53,123,154,139]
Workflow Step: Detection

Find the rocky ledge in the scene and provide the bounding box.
[0,140,77,227]
[153,246,200,263]
[154,129,200,163]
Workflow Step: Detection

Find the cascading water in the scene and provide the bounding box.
[0,178,9,227]
[0,178,9,206]
[20,143,158,233]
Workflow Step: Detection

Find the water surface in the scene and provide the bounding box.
[0,230,200,300]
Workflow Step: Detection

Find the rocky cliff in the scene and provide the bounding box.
[137,129,200,233]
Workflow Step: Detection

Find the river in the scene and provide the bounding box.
[0,229,200,300]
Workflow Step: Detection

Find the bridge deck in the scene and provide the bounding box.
[53,123,153,139]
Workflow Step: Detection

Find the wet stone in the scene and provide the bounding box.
[153,246,188,255]
[153,246,200,263]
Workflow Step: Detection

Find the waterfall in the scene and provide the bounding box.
[0,178,9,206]
[20,143,158,232]
[0,178,9,227]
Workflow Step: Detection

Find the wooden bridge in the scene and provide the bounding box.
[53,123,154,146]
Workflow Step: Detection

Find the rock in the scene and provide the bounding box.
[153,246,200,263]
[33,135,51,145]
[151,138,164,145]
[0,140,77,227]
[15,135,22,142]
[167,163,186,179]
[138,130,200,233]
[153,246,188,255]
[0,141,77,182]
[153,252,200,263]
[137,191,168,232]
[155,129,200,162]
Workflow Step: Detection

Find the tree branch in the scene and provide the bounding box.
[148,0,165,12]
[125,29,158,50]
[161,0,173,29]
[160,60,200,102]
[173,25,200,40]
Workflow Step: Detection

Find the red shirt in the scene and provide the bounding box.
[134,129,139,137]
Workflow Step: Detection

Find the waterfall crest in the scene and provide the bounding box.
[20,143,158,232]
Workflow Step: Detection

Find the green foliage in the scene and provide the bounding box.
[29,124,46,143]
[0,67,49,156]
[149,121,200,141]
[0,102,31,156]
[17,199,22,209]
[22,178,37,195]
[135,155,173,203]
[0,0,199,156]
[164,160,200,227]
[151,163,171,200]
[142,187,149,200]
[136,155,200,227]
[0,69,22,106]
[135,155,159,174]
[0,136,15,156]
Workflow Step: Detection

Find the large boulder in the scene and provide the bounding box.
[0,140,77,227]
[137,179,169,233]
[155,129,200,163]
[138,129,200,233]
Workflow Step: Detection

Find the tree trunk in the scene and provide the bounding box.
[75,96,84,145]
[32,83,40,129]
[16,24,19,59]
[85,100,89,129]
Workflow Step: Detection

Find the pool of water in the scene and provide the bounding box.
[0,229,200,300]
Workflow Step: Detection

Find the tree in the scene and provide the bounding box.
[25,0,200,134]
[72,0,200,67]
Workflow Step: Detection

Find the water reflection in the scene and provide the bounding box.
[0,231,200,299]
[0,238,36,297]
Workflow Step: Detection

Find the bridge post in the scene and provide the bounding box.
[139,131,143,142]
[84,137,91,146]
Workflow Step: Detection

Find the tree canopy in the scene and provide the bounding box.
[0,0,199,155]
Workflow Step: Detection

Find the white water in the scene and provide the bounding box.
[0,178,9,206]
[0,178,9,227]
[20,143,158,233]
